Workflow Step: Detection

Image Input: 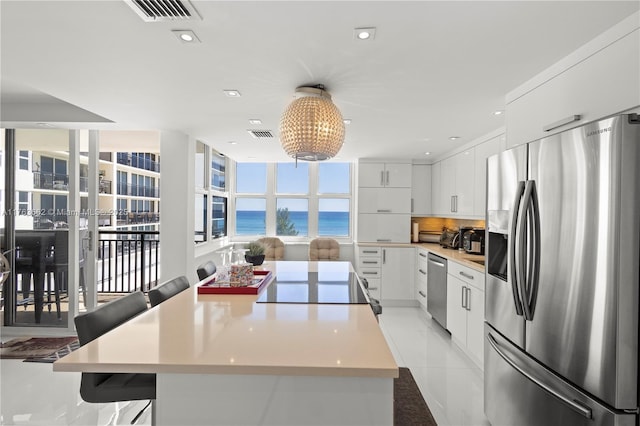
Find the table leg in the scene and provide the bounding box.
[33,272,45,323]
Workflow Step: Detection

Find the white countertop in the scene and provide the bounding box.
[54,261,398,379]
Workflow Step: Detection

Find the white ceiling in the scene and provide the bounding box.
[1,1,638,162]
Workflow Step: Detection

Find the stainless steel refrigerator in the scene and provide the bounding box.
[484,114,640,426]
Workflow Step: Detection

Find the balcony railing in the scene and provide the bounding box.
[116,212,160,226]
[116,183,159,197]
[98,230,159,293]
[116,153,160,172]
[33,171,90,192]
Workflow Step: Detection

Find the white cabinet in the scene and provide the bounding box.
[359,162,411,188]
[359,187,411,214]
[356,245,415,305]
[432,149,476,217]
[357,214,410,243]
[357,160,412,243]
[356,246,382,300]
[415,248,428,309]
[472,135,503,217]
[446,261,485,368]
[380,247,414,302]
[411,164,431,216]
[506,25,639,148]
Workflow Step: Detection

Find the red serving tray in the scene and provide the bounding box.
[197,270,273,295]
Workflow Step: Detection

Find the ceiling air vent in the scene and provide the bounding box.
[248,130,275,139]
[123,0,202,22]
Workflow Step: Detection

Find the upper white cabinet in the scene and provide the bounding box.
[472,135,503,217]
[432,149,475,217]
[411,164,432,215]
[357,160,411,242]
[359,162,411,188]
[506,20,639,147]
[359,188,411,214]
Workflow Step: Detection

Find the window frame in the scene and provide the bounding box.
[230,161,353,242]
[194,142,228,245]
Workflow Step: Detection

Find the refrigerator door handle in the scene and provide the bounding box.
[525,180,541,319]
[510,181,526,316]
[516,180,534,321]
[487,333,593,420]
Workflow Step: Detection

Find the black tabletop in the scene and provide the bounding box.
[256,271,368,304]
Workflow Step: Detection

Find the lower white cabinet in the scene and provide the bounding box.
[356,245,414,305]
[415,248,428,309]
[446,261,485,368]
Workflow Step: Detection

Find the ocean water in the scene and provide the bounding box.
[236,210,349,236]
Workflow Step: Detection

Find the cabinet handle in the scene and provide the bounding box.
[411,198,414,212]
[451,196,455,212]
[461,286,466,309]
[459,271,474,280]
[386,170,390,185]
[543,115,581,132]
[377,209,392,213]
[362,261,378,264]
[362,271,379,276]
[418,269,426,275]
[362,250,378,254]
[376,239,391,242]
[419,252,427,258]
[369,287,379,291]
[382,249,386,264]
[380,171,384,186]
[466,287,471,311]
[454,195,458,212]
[418,291,426,298]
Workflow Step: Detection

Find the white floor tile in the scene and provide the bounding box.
[1,306,489,425]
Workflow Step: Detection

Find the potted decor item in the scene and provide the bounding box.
[244,241,266,266]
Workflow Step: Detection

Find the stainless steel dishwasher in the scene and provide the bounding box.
[427,253,448,330]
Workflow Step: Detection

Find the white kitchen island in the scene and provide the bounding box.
[53,261,398,425]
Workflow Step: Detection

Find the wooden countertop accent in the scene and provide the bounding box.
[54,261,398,379]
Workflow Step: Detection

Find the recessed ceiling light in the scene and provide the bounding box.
[172,30,200,43]
[493,110,504,115]
[449,136,460,141]
[424,152,431,156]
[224,90,241,97]
[343,119,352,125]
[354,27,376,40]
[36,122,54,128]
[228,141,237,145]
[248,119,262,125]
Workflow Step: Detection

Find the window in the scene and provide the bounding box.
[236,198,266,235]
[194,144,228,243]
[17,191,29,214]
[18,151,29,170]
[233,162,352,239]
[117,171,127,195]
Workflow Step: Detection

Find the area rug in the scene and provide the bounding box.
[0,336,78,360]
[395,367,438,426]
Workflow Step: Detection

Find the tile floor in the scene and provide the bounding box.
[0,306,490,425]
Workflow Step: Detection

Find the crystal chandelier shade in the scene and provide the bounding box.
[279,86,345,161]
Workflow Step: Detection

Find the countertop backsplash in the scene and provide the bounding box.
[411,217,486,233]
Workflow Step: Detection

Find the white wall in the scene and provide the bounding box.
[159,130,196,284]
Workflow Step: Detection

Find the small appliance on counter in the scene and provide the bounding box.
[439,228,461,249]
[419,231,440,243]
[462,228,485,255]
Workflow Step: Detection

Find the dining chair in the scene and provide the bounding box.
[309,238,340,261]
[257,237,285,260]
[148,275,190,307]
[196,260,217,281]
[74,291,155,423]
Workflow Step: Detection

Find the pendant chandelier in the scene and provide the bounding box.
[279,85,345,161]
